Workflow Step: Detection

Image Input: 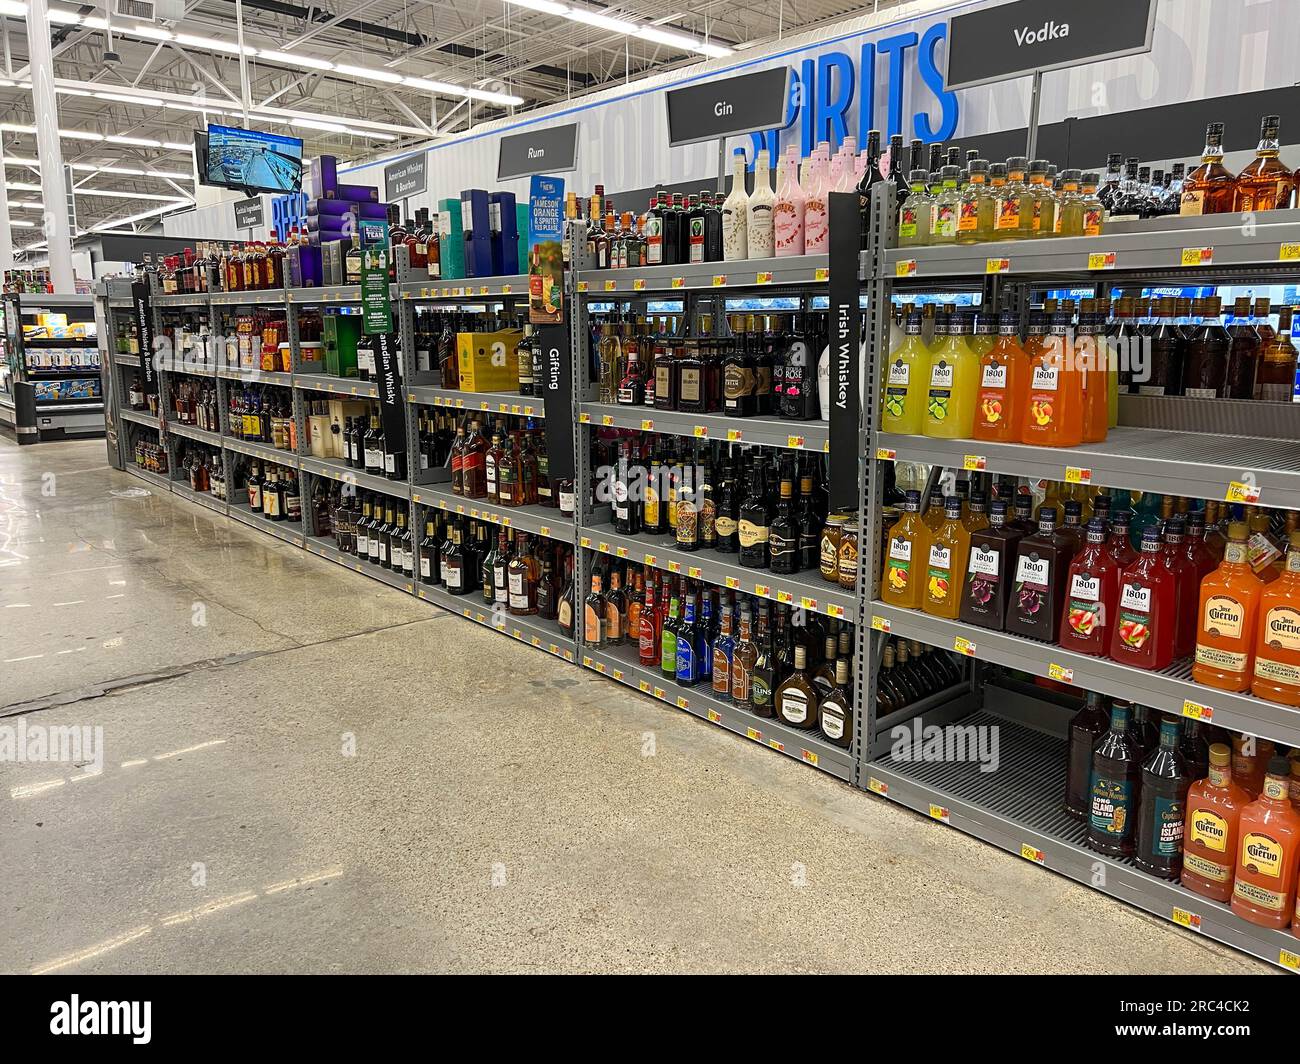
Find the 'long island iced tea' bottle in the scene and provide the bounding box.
[1088,700,1143,858]
[1193,521,1263,692]
[971,311,1027,442]
[1252,530,1300,706]
[1110,528,1177,671]
[922,495,970,619]
[1182,743,1252,902]
[1135,716,1191,880]
[1065,691,1111,819]
[881,490,930,610]
[959,499,1024,631]
[1005,507,1076,642]
[1231,756,1300,929]
[1059,517,1121,656]
[880,308,928,435]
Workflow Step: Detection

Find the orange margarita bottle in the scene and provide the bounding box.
[1182,743,1251,903]
[971,309,1027,442]
[922,495,972,619]
[1020,304,1084,447]
[1192,522,1263,692]
[881,490,930,610]
[1230,756,1300,930]
[1252,530,1300,706]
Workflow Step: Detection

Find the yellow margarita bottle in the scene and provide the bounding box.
[880,307,929,435]
[881,490,931,610]
[922,309,980,439]
[923,495,973,619]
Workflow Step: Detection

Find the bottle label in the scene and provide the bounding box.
[420,557,432,579]
[899,206,919,239]
[689,218,705,263]
[1183,850,1232,883]
[769,532,796,565]
[928,544,951,569]
[1254,655,1300,685]
[968,544,999,578]
[661,627,677,672]
[1180,189,1206,216]
[723,364,754,401]
[1082,207,1103,236]
[1149,795,1185,858]
[731,659,750,702]
[679,367,702,403]
[1194,643,1248,671]
[1089,776,1133,838]
[887,359,910,386]
[1239,831,1286,880]
[1189,808,1230,854]
[1115,581,1153,649]
[751,675,772,708]
[1202,594,1246,640]
[779,689,809,725]
[1014,553,1049,585]
[929,360,954,388]
[445,565,462,589]
[1065,572,1103,638]
[737,520,769,548]
[675,641,696,681]
[980,360,1007,388]
[957,200,980,232]
[1261,604,1300,651]
[885,536,913,595]
[820,706,845,739]
[926,545,953,603]
[1030,361,1059,391]
[995,198,1020,229]
[712,649,731,693]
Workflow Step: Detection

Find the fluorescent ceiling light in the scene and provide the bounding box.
[89,198,192,233]
[94,92,164,107]
[335,64,404,85]
[0,0,26,14]
[505,0,570,14]
[175,33,253,56]
[60,129,104,141]
[698,44,733,58]
[9,219,36,227]
[122,24,172,41]
[106,135,162,147]
[4,181,40,191]
[637,27,703,50]
[45,6,78,22]
[161,142,191,151]
[11,201,44,209]
[290,118,350,134]
[73,188,196,202]
[258,50,333,70]
[566,9,639,34]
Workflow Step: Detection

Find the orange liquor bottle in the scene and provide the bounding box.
[1182,743,1251,903]
[1077,298,1107,444]
[1230,756,1300,930]
[971,309,1027,442]
[1020,304,1083,447]
[881,490,931,610]
[1180,121,1236,216]
[1192,522,1263,692]
[1251,530,1300,706]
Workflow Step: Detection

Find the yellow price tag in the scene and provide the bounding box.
[870,615,891,633]
[928,804,951,824]
[676,696,689,709]
[479,286,490,295]
[1281,948,1300,971]
[895,259,917,278]
[711,274,727,287]
[867,777,889,796]
[875,447,897,460]
[603,279,617,292]
[827,604,845,618]
[612,668,624,681]
[1087,251,1116,270]
[1047,663,1074,683]
[578,412,590,423]
[1172,907,1202,931]
[1020,843,1046,865]
[756,271,773,284]
[726,428,744,442]
[1225,479,1261,504]
[641,419,655,431]
[1065,466,1092,484]
[644,554,657,566]
[687,566,702,579]
[653,686,666,699]
[985,257,1010,274]
[746,727,762,741]
[707,709,722,724]
[767,739,785,752]
[693,425,708,438]
[814,267,829,282]
[668,560,681,573]
[601,414,614,426]
[671,277,685,289]
[1280,243,1300,261]
[755,583,771,597]
[638,679,651,692]
[787,434,806,449]
[1181,699,1214,723]
[954,635,977,657]
[962,454,986,471]
[579,536,591,548]
[776,590,794,604]
[501,284,512,294]
[800,750,819,766]
[577,281,589,292]
[800,596,817,610]
[615,546,628,558]
[633,279,646,291]
[725,576,741,589]
[1181,246,1213,267]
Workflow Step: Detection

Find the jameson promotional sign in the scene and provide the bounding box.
[360,248,392,335]
[528,175,565,326]
[826,192,860,512]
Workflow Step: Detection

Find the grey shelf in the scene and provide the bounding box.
[169,481,227,515]
[216,364,294,387]
[126,466,171,491]
[285,285,360,304]
[868,600,1300,750]
[119,408,160,430]
[224,436,296,465]
[294,371,380,398]
[111,351,144,369]
[865,707,1300,972]
[407,383,545,419]
[875,426,1300,511]
[413,484,572,541]
[397,274,529,300]
[152,293,204,307]
[581,643,854,781]
[304,536,414,593]
[211,289,287,306]
[300,454,409,498]
[880,209,1300,279]
[580,522,856,621]
[226,503,305,547]
[581,402,828,452]
[576,253,830,294]
[168,422,223,448]
[415,580,576,662]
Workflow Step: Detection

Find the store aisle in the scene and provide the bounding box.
[0,439,1272,974]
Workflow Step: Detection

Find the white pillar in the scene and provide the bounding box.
[0,133,13,271]
[26,0,75,291]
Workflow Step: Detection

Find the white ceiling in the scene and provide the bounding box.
[0,0,904,240]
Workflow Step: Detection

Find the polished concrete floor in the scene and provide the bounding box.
[0,437,1271,974]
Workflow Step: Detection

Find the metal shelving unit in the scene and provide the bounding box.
[397,273,529,301]
[168,422,224,449]
[412,484,571,541]
[119,408,160,430]
[407,383,545,419]
[859,183,1300,972]
[577,253,828,294]
[579,402,828,452]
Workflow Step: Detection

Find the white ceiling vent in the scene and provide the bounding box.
[111,0,186,22]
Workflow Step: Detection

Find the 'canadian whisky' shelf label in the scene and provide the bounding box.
[1172,907,1202,932]
[1180,246,1213,267]
[1181,698,1214,723]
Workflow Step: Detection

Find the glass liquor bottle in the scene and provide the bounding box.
[958,499,1024,631]
[1230,756,1300,928]
[1134,716,1190,880]
[1181,122,1236,215]
[506,532,538,616]
[749,603,776,718]
[1225,295,1262,399]
[721,148,750,261]
[956,158,994,244]
[1255,304,1298,402]
[1005,507,1076,642]
[1234,114,1294,212]
[737,454,771,569]
[1183,296,1230,398]
[1107,158,1145,221]
[674,590,701,687]
[583,570,606,649]
[897,170,932,248]
[1064,692,1111,819]
[1182,743,1252,902]
[418,518,439,585]
[774,643,818,730]
[768,471,799,575]
[1110,527,1178,671]
[1087,700,1143,858]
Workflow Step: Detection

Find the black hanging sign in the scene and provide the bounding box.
[130,280,157,396]
[665,67,792,147]
[374,331,406,445]
[827,192,860,512]
[537,322,574,480]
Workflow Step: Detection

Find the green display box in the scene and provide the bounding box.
[323,314,363,378]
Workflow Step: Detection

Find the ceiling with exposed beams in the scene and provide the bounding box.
[0,0,902,242]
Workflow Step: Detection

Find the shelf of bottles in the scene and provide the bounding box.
[856,115,1300,967]
[397,274,530,302]
[119,408,159,430]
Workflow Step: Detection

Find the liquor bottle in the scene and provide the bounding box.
[1181,122,1236,215]
[674,590,701,687]
[750,603,776,717]
[383,417,406,481]
[958,499,1024,631]
[1133,716,1191,880]
[461,419,487,498]
[1182,296,1230,398]
[675,461,699,552]
[854,129,886,246]
[1255,304,1298,402]
[556,555,575,637]
[722,148,750,261]
[922,310,979,439]
[711,600,735,701]
[1020,305,1083,446]
[1056,518,1121,656]
[768,472,799,575]
[722,322,757,417]
[1252,530,1300,705]
[363,415,383,476]
[1005,508,1076,642]
[603,566,626,645]
[747,149,775,259]
[882,490,930,610]
[919,495,970,620]
[507,532,538,616]
[1224,296,1262,399]
[730,606,757,709]
[1182,743,1252,902]
[583,570,606,649]
[1230,756,1300,928]
[994,157,1032,239]
[1192,521,1263,692]
[659,582,681,681]
[928,164,960,244]
[637,575,660,667]
[1087,700,1143,858]
[418,518,439,585]
[737,455,771,569]
[1109,527,1177,671]
[1234,114,1294,212]
[774,643,818,730]
[442,521,470,594]
[1064,692,1111,819]
[774,146,806,257]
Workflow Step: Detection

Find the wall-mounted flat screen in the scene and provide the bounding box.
[205,124,303,194]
